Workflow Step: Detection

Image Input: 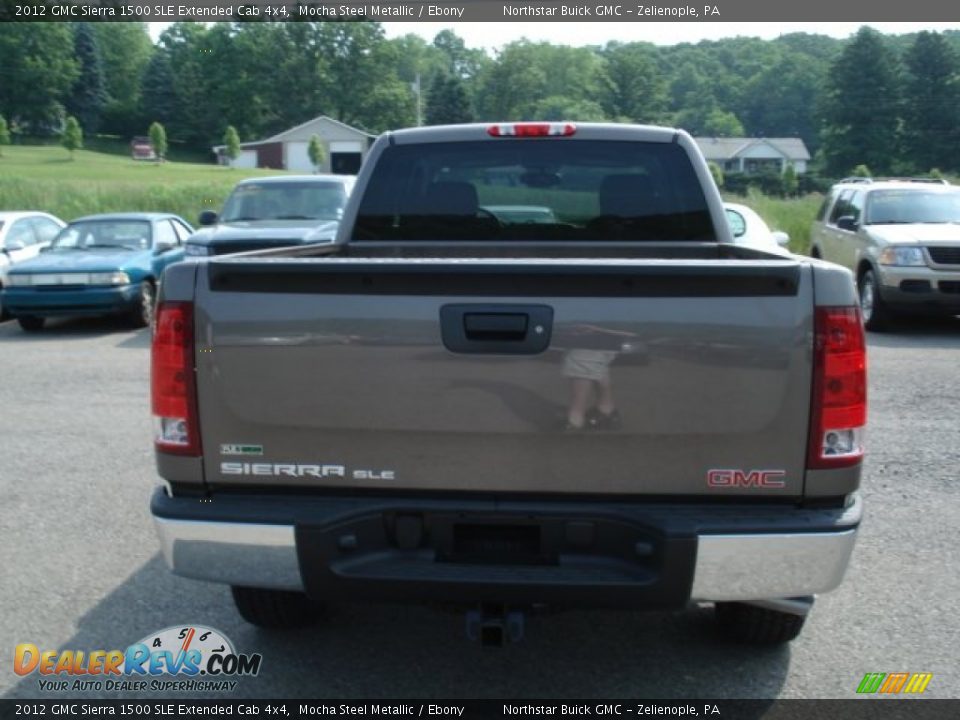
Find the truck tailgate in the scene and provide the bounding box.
[194,257,812,497]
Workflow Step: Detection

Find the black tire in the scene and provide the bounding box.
[131,280,155,328]
[17,316,45,332]
[858,268,893,332]
[810,246,821,259]
[231,586,321,629]
[715,602,807,644]
[0,284,7,321]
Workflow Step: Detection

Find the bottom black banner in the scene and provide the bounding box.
[0,700,957,720]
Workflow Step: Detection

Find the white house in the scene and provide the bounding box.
[212,115,375,175]
[694,137,811,174]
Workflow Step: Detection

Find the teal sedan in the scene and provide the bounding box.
[1,213,192,331]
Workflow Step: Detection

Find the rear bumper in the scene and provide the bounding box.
[151,488,861,607]
[1,285,139,317]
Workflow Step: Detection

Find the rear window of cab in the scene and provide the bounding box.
[352,140,714,243]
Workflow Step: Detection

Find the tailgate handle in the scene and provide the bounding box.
[440,304,553,355]
[464,313,528,341]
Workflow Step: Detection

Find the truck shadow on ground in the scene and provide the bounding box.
[5,556,788,703]
[865,316,960,349]
[0,316,147,343]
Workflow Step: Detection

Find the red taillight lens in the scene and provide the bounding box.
[151,302,200,456]
[807,306,867,469]
[487,123,577,137]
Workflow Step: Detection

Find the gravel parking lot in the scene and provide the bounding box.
[1,314,958,700]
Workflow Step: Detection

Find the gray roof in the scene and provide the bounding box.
[694,137,811,162]
[212,115,374,152]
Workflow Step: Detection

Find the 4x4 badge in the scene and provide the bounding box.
[220,444,263,457]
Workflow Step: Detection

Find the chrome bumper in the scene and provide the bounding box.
[153,493,861,603]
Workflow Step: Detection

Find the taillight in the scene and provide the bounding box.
[807,306,866,469]
[487,123,577,137]
[151,301,200,456]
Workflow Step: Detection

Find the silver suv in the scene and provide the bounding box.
[810,178,960,330]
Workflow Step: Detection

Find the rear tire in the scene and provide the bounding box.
[859,268,893,331]
[231,586,321,629]
[715,602,807,644]
[17,316,45,332]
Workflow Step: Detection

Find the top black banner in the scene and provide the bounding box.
[1,0,959,22]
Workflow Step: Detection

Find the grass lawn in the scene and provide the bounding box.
[0,144,288,224]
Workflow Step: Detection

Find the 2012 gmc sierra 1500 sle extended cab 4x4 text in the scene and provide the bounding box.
[150,123,866,645]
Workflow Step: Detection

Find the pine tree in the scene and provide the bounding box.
[820,27,902,176]
[66,23,108,134]
[149,121,167,162]
[308,134,326,173]
[425,73,473,126]
[223,125,241,166]
[61,116,83,158]
[903,32,960,172]
[140,51,177,129]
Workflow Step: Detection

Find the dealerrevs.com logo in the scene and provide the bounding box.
[14,625,262,692]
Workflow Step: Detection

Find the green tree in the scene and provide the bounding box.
[600,42,668,124]
[903,32,960,172]
[852,164,872,178]
[0,24,78,132]
[475,41,607,121]
[95,22,153,137]
[61,116,83,158]
[67,23,109,134]
[741,53,825,153]
[432,29,488,80]
[313,23,415,131]
[426,73,473,125]
[0,115,10,157]
[531,96,607,122]
[702,108,745,137]
[308,134,326,172]
[820,27,902,175]
[223,125,241,165]
[149,121,168,162]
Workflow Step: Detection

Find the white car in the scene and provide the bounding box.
[0,212,66,318]
[724,203,790,250]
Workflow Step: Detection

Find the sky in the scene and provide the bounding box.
[146,22,960,49]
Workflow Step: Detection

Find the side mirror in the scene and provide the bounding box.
[836,216,859,232]
[4,239,26,252]
[154,240,175,254]
[198,210,219,226]
[772,231,790,247]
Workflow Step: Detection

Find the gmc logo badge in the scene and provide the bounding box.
[707,469,787,488]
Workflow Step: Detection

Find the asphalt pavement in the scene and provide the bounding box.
[1,314,958,700]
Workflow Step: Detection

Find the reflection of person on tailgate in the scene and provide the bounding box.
[562,324,636,431]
